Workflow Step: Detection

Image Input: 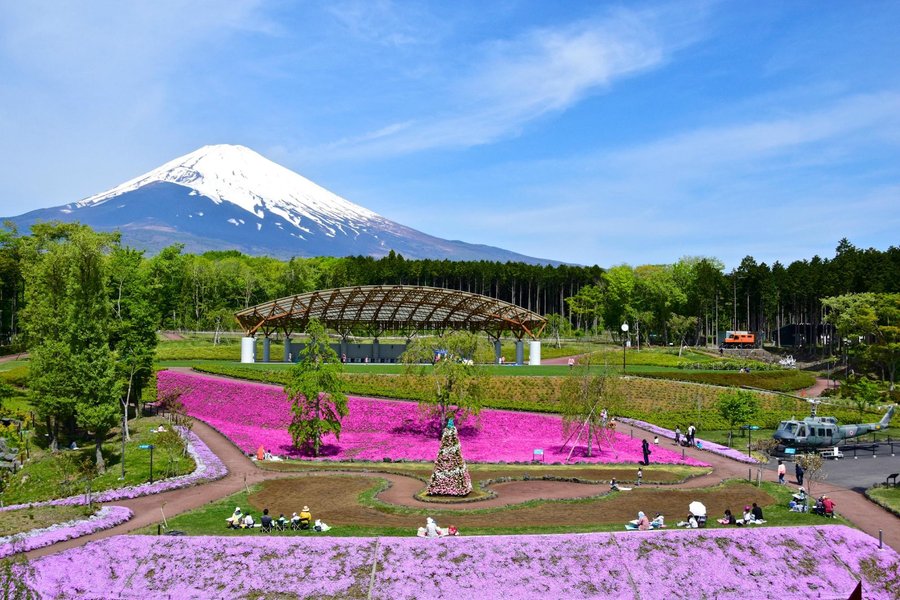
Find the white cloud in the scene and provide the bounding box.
[397,91,900,266]
[323,6,700,157]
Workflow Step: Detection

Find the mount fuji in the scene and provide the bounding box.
[5,144,554,263]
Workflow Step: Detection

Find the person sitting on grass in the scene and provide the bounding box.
[299,506,312,529]
[751,503,764,522]
[260,508,272,531]
[626,511,651,530]
[650,513,665,529]
[226,507,242,529]
[424,517,444,537]
[277,513,287,530]
[242,513,255,529]
[291,512,301,528]
[717,509,737,525]
[676,515,699,528]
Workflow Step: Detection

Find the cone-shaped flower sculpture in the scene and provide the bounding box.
[426,419,473,496]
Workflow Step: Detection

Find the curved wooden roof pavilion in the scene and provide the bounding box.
[235,285,546,340]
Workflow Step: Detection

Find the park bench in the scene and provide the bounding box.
[886,473,899,487]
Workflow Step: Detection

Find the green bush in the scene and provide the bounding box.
[0,366,29,387]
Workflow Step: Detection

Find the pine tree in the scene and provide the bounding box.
[426,422,472,496]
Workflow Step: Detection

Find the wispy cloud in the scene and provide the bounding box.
[401,91,900,266]
[322,6,702,157]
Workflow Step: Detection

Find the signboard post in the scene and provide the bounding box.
[139,444,155,484]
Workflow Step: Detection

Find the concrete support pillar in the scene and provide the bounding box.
[283,337,292,362]
[528,340,541,366]
[515,339,524,365]
[240,336,256,364]
[494,340,502,364]
[373,338,381,362]
[262,337,271,363]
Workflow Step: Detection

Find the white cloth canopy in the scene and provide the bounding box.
[688,501,707,517]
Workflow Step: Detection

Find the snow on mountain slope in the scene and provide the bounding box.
[77,144,380,238]
[6,144,558,264]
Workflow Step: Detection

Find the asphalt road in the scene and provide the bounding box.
[767,443,900,492]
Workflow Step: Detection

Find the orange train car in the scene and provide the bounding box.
[722,331,756,347]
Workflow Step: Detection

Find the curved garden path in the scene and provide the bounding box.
[24,370,898,559]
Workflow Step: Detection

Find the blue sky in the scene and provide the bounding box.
[1,1,898,268]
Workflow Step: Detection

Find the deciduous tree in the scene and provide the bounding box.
[285,320,347,456]
[402,331,490,434]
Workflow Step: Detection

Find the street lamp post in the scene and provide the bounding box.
[621,323,629,373]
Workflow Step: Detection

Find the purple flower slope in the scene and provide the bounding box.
[18,526,899,599]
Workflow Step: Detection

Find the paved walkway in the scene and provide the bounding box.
[24,370,899,559]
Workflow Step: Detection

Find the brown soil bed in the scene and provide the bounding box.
[247,475,773,530]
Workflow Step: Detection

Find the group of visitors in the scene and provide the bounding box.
[225,505,330,532]
[254,446,282,462]
[673,424,698,448]
[788,487,809,512]
[716,503,766,526]
[416,516,459,538]
[812,495,836,517]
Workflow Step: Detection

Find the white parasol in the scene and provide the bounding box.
[688,501,707,517]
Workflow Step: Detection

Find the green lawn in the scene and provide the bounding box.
[0,416,195,505]
[866,486,900,516]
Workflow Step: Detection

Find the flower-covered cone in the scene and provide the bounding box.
[426,424,473,496]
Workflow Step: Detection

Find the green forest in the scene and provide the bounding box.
[2,222,898,352]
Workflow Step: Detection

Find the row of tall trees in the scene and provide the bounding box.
[565,241,900,347]
[2,222,898,348]
[16,223,158,471]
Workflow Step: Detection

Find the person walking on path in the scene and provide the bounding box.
[674,426,681,446]
[777,460,786,485]
[687,424,696,447]
[795,461,805,486]
[641,439,652,465]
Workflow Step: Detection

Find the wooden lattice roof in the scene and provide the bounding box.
[235,285,546,339]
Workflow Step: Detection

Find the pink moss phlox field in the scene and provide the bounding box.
[0,427,226,513]
[0,506,132,559]
[18,526,899,598]
[159,370,707,465]
[618,417,761,464]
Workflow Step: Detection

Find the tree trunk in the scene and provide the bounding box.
[95,433,106,473]
[48,417,59,452]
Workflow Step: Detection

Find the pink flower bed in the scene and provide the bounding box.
[13,526,898,598]
[158,371,707,466]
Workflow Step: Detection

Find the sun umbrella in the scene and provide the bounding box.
[688,501,707,517]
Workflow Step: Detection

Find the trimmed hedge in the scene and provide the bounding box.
[638,370,816,391]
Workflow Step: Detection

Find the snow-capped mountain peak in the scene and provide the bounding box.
[77,144,380,233]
